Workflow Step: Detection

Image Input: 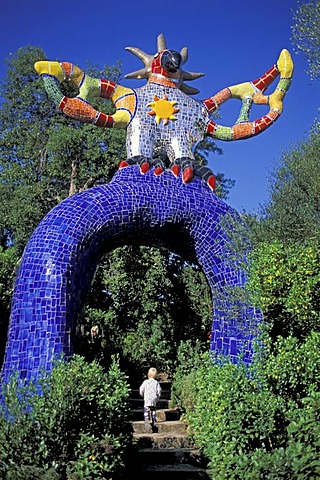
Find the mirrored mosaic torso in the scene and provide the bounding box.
[126,82,209,162]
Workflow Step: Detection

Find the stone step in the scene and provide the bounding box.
[130,435,211,478]
[129,381,211,479]
[138,463,211,479]
[136,447,208,468]
[131,407,181,422]
[133,432,195,449]
[132,419,187,435]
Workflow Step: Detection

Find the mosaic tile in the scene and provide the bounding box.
[1,167,263,382]
[3,32,295,381]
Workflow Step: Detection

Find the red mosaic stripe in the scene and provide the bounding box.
[59,96,68,111]
[206,120,217,136]
[211,88,231,108]
[149,75,177,88]
[252,64,279,92]
[95,112,114,127]
[203,97,218,113]
[233,122,254,140]
[60,62,73,79]
[100,79,117,99]
[62,97,97,123]
[254,110,280,134]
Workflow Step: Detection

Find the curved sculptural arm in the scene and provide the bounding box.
[203,49,294,140]
[34,60,133,129]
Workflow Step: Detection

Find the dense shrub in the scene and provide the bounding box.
[175,333,320,479]
[0,355,131,479]
[170,339,209,411]
[247,240,320,339]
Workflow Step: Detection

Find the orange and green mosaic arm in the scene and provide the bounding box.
[203,49,294,141]
[34,61,133,129]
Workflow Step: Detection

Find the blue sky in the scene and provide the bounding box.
[0,0,319,213]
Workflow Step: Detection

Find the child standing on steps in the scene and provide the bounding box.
[139,367,162,433]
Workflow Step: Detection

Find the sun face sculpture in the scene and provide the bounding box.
[34,33,293,191]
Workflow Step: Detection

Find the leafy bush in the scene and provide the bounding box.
[253,332,320,404]
[170,339,208,411]
[0,355,131,479]
[247,240,320,339]
[175,333,320,479]
[122,316,173,377]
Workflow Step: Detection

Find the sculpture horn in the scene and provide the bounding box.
[124,68,151,80]
[180,47,188,65]
[179,83,200,95]
[182,71,205,81]
[157,33,167,52]
[125,47,153,67]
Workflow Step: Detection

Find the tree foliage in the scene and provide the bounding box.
[179,334,320,479]
[247,239,320,339]
[244,127,320,341]
[252,131,320,245]
[77,245,212,378]
[291,0,320,81]
[0,355,131,479]
[0,46,125,251]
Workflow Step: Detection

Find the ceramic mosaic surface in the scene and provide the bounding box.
[1,34,292,381]
[34,33,293,190]
[1,168,262,382]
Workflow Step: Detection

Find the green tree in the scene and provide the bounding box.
[247,239,320,339]
[0,46,125,252]
[79,245,212,378]
[0,246,19,358]
[251,131,320,245]
[291,0,320,81]
[245,130,320,341]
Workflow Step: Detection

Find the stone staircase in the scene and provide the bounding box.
[128,379,211,479]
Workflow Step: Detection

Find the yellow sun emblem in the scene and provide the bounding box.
[147,94,179,125]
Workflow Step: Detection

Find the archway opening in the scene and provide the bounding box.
[73,243,213,383]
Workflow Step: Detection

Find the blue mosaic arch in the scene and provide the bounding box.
[1,167,262,382]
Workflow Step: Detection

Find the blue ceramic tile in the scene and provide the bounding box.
[1,167,262,382]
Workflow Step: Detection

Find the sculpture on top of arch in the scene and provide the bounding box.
[34,33,293,190]
[1,34,293,382]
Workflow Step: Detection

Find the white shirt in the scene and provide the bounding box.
[139,378,162,407]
